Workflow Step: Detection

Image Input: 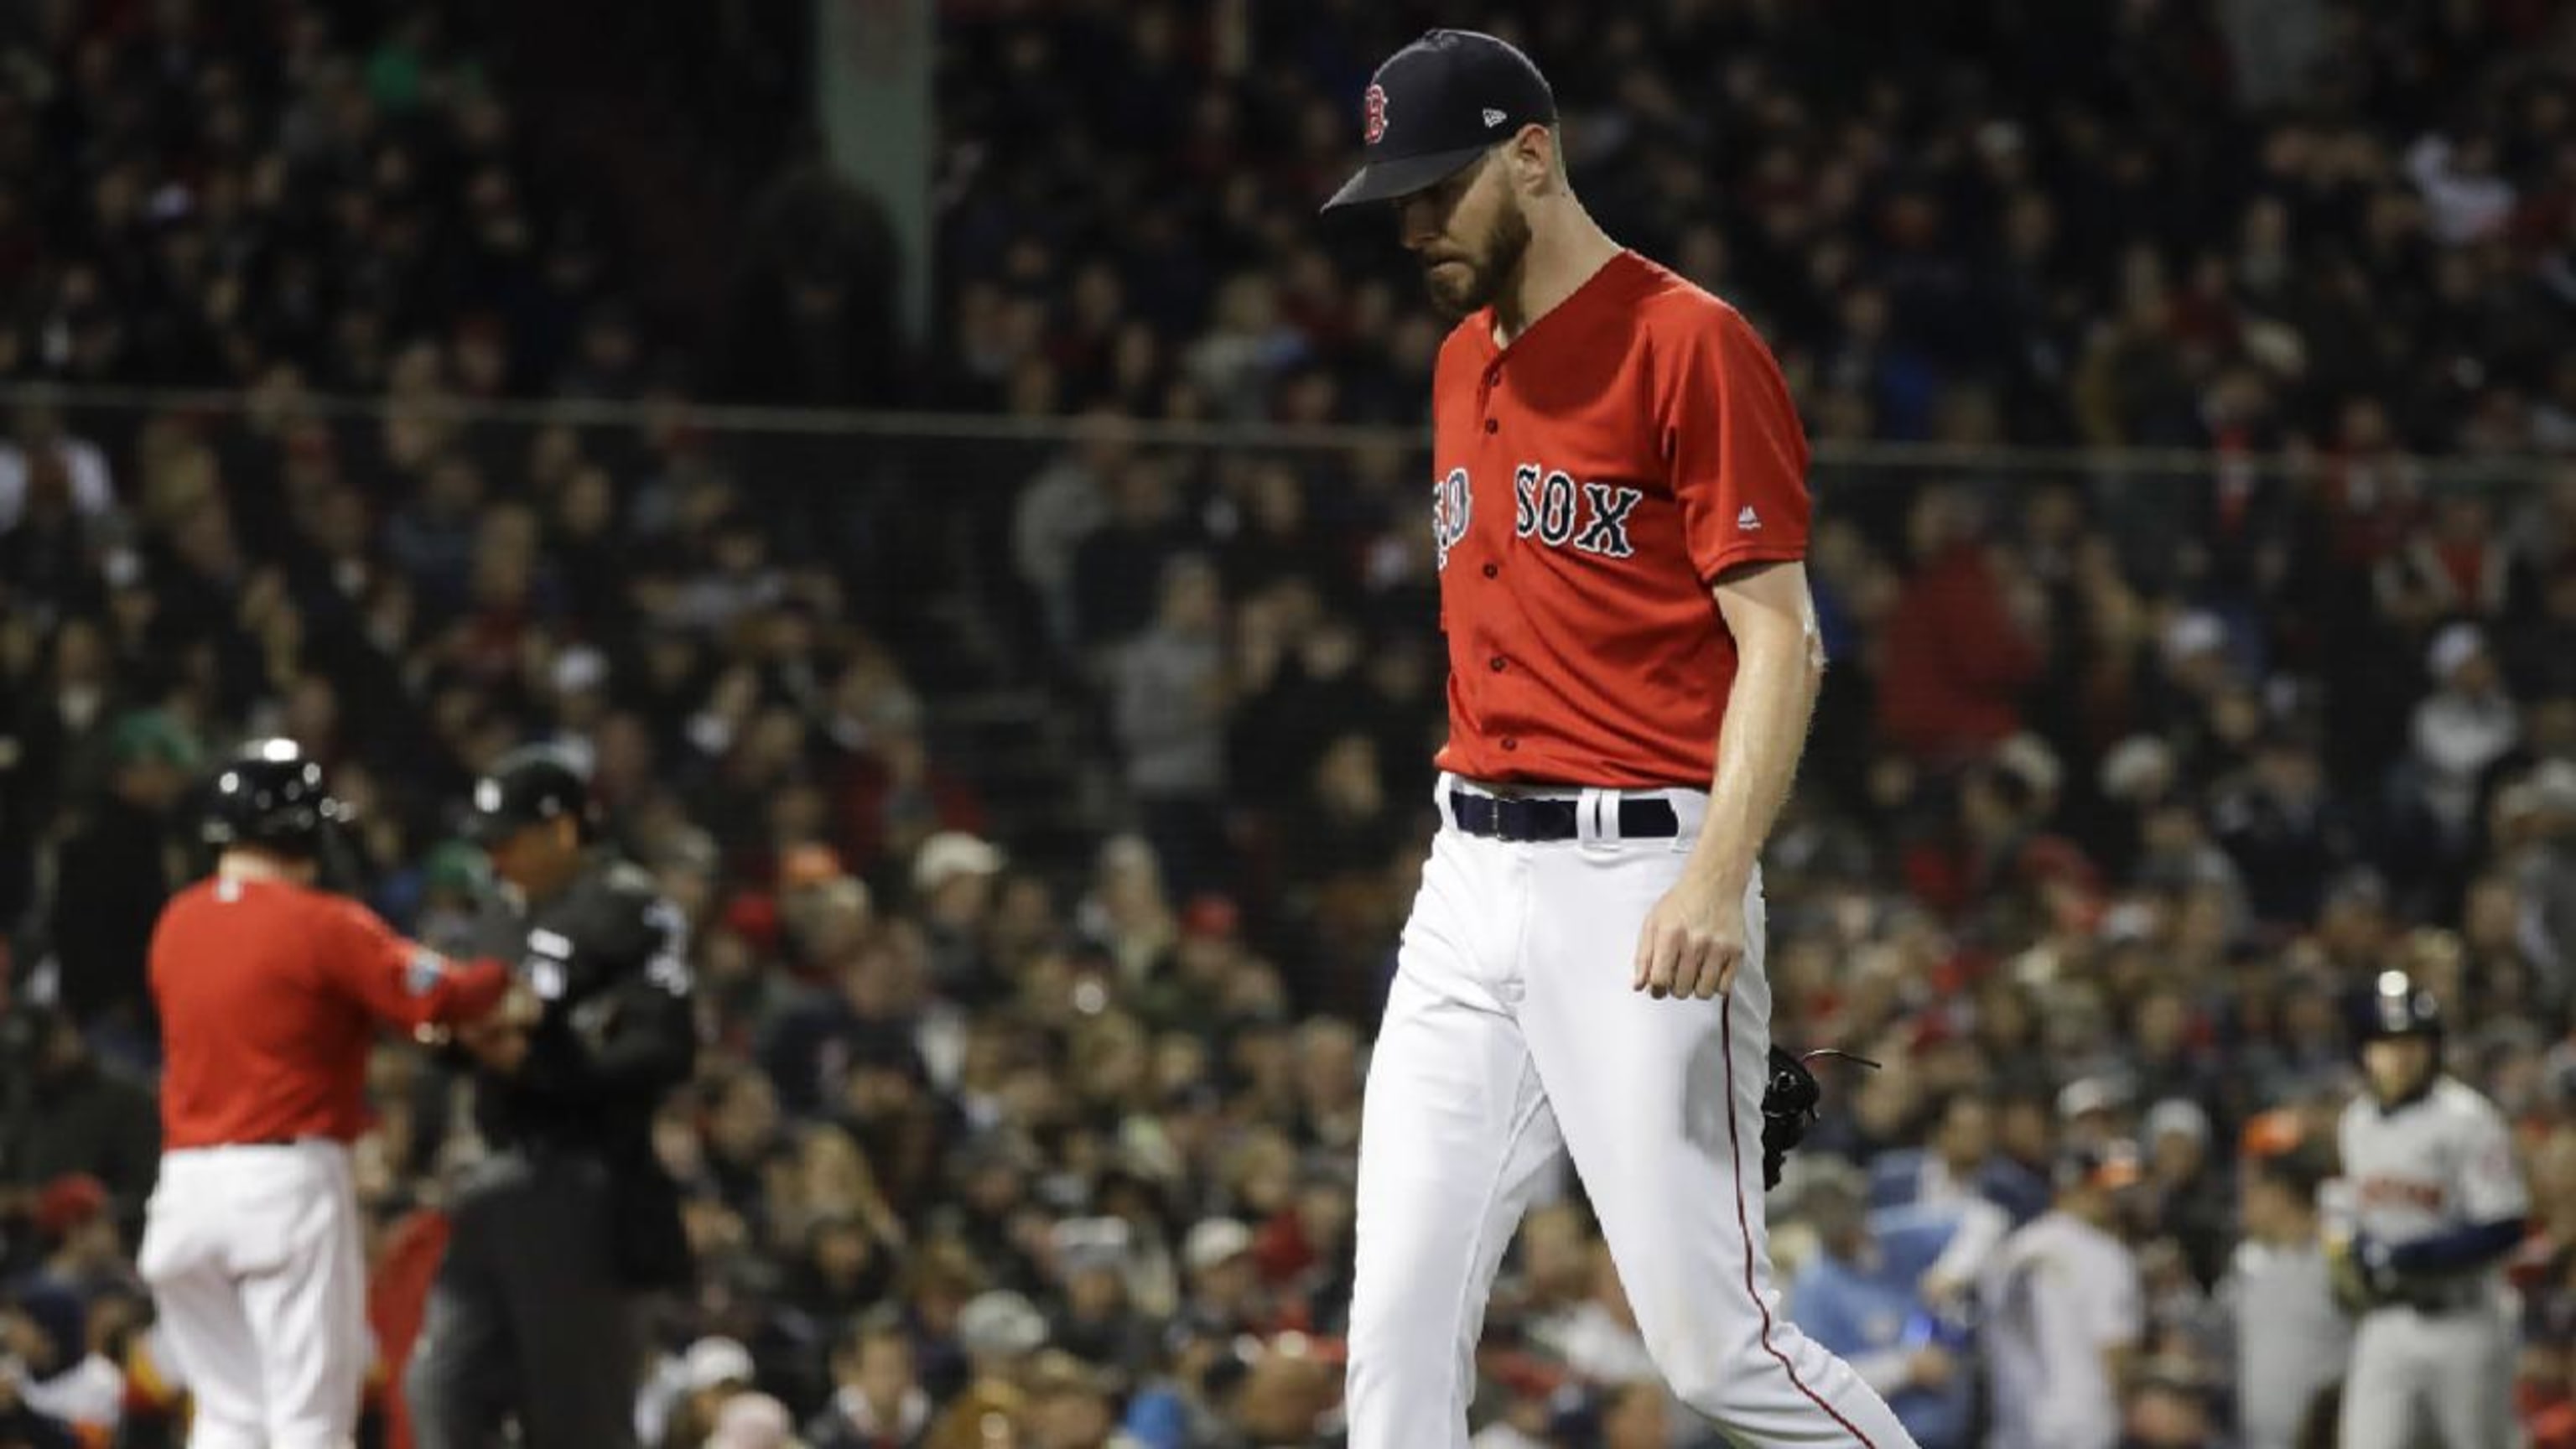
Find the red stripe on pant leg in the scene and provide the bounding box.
[1720,993,1880,1447]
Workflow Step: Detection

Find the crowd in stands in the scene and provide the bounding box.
[3,1,2576,1446]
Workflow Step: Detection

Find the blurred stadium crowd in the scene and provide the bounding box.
[2,1,2576,1447]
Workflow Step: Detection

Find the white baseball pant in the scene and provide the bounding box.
[137,1140,370,1449]
[2337,1303,2516,1449]
[1346,776,1916,1448]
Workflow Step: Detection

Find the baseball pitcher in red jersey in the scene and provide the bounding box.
[137,740,524,1449]
[1323,30,1919,1449]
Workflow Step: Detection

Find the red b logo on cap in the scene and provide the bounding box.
[1363,84,1388,145]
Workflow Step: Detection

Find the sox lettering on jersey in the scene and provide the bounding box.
[1509,465,1642,558]
[1432,463,1643,571]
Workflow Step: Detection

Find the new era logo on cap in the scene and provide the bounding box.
[1322,29,1559,211]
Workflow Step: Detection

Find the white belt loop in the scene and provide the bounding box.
[1435,771,1460,834]
[1669,787,1709,840]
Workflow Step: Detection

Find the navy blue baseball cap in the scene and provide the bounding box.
[1321,29,1558,212]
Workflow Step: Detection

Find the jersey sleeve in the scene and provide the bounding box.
[318,896,510,1030]
[2456,1098,2531,1223]
[1657,305,1812,584]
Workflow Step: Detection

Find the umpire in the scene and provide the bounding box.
[407,746,699,1449]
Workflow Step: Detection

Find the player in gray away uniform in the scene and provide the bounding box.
[2328,971,2527,1449]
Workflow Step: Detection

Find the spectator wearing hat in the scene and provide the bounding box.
[1079,836,1179,988]
[2057,1070,2140,1148]
[402,839,496,948]
[2407,621,2521,861]
[1176,1218,1266,1339]
[655,1337,760,1449]
[1980,1140,2147,1449]
[1047,1218,1155,1370]
[807,1308,931,1449]
[13,1174,130,1311]
[2141,1098,2232,1285]
[776,844,870,974]
[913,832,1005,1004]
[937,1287,1050,1441]
[43,709,200,1056]
[1022,1349,1139,1449]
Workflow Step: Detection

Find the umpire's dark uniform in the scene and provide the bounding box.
[408,750,697,1449]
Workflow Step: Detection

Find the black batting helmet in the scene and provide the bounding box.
[463,745,596,844]
[199,740,347,857]
[2355,969,2442,1044]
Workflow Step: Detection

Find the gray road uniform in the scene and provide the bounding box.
[2331,1076,2528,1449]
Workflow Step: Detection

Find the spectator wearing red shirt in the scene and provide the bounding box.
[1877,490,2046,766]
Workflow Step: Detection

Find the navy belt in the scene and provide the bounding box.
[1448,790,1680,842]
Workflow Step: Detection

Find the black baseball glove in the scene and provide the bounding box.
[1760,1046,1880,1191]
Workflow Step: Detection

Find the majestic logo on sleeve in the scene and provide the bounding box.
[1432,467,1472,569]
[1363,85,1389,145]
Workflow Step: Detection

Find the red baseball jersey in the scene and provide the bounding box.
[1427,250,1812,787]
[151,876,509,1149]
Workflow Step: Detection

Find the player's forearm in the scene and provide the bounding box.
[1690,615,1822,892]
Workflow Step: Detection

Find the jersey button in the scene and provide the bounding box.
[1483,418,1498,434]
[1502,737,1519,751]
[1489,655,1507,672]
[1481,563,1498,579]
